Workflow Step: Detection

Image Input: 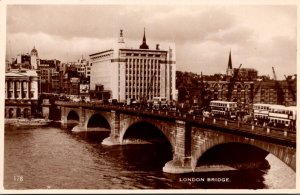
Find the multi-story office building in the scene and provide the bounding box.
[51,70,61,93]
[253,79,296,106]
[38,59,61,93]
[16,53,31,69]
[89,29,176,103]
[61,68,82,95]
[67,57,89,78]
[204,80,253,112]
[5,69,39,118]
[85,62,91,80]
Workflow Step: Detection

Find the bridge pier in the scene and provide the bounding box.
[70,106,88,132]
[102,111,121,145]
[163,120,193,173]
[60,106,68,128]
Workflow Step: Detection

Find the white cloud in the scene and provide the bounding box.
[5,4,297,79]
[6,32,115,62]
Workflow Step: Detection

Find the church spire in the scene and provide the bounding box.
[226,50,233,77]
[143,28,146,43]
[139,27,149,49]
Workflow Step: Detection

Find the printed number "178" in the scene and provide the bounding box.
[14,175,23,182]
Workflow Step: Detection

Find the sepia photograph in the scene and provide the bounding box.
[0,0,298,193]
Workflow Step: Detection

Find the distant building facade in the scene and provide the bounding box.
[177,51,296,113]
[38,59,61,93]
[253,79,296,106]
[61,68,90,96]
[203,80,253,112]
[89,29,176,102]
[11,46,40,70]
[67,57,90,78]
[234,68,258,81]
[5,69,39,118]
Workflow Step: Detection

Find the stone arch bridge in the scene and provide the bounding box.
[57,101,296,173]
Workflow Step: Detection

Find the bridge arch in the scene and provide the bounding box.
[196,142,269,170]
[67,110,80,122]
[192,135,296,171]
[120,118,176,150]
[84,112,111,130]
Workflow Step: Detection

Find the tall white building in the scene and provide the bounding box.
[30,46,39,69]
[89,29,176,103]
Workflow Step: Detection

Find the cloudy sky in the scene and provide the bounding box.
[5,4,297,79]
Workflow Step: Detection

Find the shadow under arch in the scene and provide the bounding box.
[120,121,173,171]
[122,121,172,145]
[196,142,270,170]
[67,110,80,121]
[65,110,80,130]
[87,113,111,130]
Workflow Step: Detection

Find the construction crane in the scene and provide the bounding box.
[272,66,277,81]
[272,67,285,105]
[284,74,296,102]
[251,79,262,104]
[227,64,242,101]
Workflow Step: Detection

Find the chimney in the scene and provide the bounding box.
[156,44,160,50]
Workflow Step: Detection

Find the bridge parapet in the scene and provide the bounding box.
[56,101,296,141]
[57,101,296,173]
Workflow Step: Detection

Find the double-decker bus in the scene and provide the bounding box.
[252,103,296,131]
[268,105,296,130]
[252,103,271,125]
[209,100,237,119]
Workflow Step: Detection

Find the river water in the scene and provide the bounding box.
[4,124,296,189]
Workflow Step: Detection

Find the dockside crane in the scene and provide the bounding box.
[227,64,242,102]
[284,74,296,102]
[272,67,285,105]
[250,79,262,104]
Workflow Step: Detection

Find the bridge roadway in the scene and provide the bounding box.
[56,101,296,173]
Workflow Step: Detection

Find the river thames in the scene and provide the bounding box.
[4,124,295,189]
